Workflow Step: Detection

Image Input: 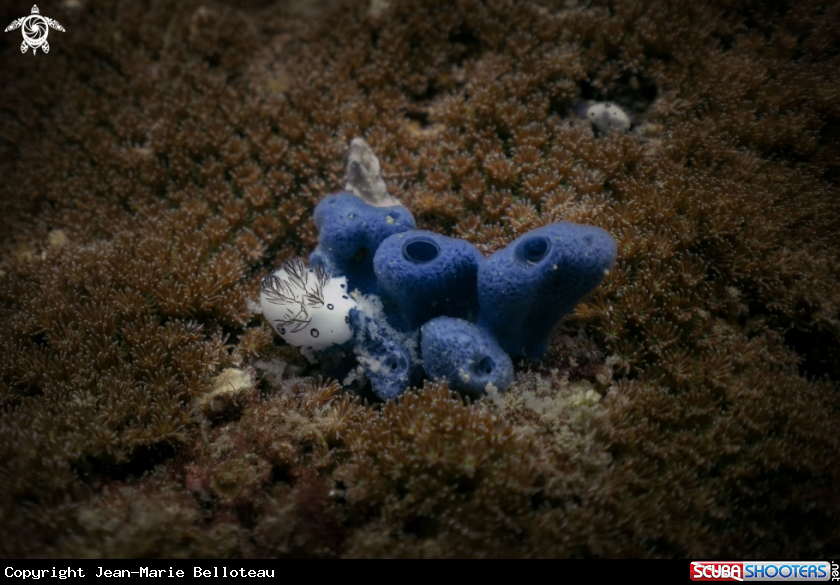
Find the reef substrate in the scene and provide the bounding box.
[0,0,838,558]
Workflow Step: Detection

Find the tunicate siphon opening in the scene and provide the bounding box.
[475,356,495,376]
[403,238,440,263]
[384,353,407,373]
[516,235,550,263]
[353,247,368,261]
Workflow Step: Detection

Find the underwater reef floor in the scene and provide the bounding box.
[0,0,838,558]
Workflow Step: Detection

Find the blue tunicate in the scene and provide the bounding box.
[477,222,616,359]
[309,192,416,295]
[301,188,617,398]
[421,317,514,394]
[348,308,423,401]
[373,231,482,330]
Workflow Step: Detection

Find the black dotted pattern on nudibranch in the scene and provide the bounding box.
[342,295,348,299]
[327,303,334,310]
[280,328,286,335]
[311,328,319,338]
[345,316,349,324]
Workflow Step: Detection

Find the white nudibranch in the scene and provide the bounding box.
[582,101,631,133]
[260,258,356,360]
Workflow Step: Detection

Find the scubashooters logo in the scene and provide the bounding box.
[5,5,65,54]
[691,561,835,582]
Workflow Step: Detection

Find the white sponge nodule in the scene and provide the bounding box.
[260,258,357,359]
[583,101,631,133]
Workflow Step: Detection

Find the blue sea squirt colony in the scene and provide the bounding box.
[260,140,617,399]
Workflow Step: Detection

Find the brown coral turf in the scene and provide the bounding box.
[0,0,839,558]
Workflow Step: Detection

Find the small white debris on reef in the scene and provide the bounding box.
[48,229,68,248]
[245,298,262,315]
[368,0,391,18]
[484,382,504,408]
[342,364,367,387]
[344,137,399,207]
[193,367,254,414]
[255,359,285,382]
[578,101,631,133]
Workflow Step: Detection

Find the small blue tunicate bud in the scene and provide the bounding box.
[421,317,514,395]
[349,308,422,401]
[477,222,616,359]
[309,192,416,295]
[374,231,482,330]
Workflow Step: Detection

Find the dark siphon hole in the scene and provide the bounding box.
[403,239,440,263]
[476,356,495,376]
[516,235,550,263]
[385,354,405,373]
